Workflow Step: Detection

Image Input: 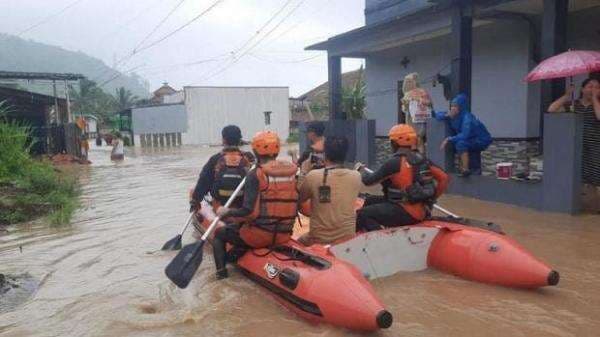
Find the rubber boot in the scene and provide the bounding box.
[216,268,229,280]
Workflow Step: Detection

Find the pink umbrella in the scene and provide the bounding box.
[525,50,600,82]
[525,50,600,111]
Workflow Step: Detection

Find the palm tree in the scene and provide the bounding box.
[115,87,138,111]
[70,79,117,126]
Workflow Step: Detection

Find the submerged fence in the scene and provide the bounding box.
[38,123,82,157]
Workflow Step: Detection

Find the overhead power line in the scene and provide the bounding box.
[93,0,224,86]
[98,0,165,42]
[134,0,225,54]
[260,0,332,49]
[98,64,146,88]
[6,0,87,39]
[200,0,307,81]
[133,0,187,53]
[229,0,294,57]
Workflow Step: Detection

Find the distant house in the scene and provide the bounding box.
[0,70,84,157]
[163,90,184,104]
[289,69,364,132]
[177,86,290,145]
[151,82,177,104]
[131,85,290,146]
[295,69,364,118]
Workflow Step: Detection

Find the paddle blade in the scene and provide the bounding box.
[161,234,183,251]
[165,240,205,288]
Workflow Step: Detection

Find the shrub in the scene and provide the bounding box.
[0,102,79,226]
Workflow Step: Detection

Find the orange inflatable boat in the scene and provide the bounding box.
[331,219,558,288]
[196,206,392,332]
[323,198,559,289]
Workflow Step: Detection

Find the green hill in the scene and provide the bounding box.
[0,34,149,98]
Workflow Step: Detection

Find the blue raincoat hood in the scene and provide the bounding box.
[451,93,469,114]
[438,93,492,146]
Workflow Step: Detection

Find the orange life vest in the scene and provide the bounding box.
[388,152,437,220]
[246,160,299,233]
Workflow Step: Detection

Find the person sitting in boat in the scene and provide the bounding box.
[356,124,449,231]
[296,121,325,169]
[434,93,492,177]
[189,125,254,212]
[213,130,299,279]
[297,136,362,245]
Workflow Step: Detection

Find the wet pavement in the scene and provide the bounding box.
[1,145,599,337]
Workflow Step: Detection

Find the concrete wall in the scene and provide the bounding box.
[183,87,290,145]
[365,19,533,137]
[131,104,187,134]
[427,114,583,213]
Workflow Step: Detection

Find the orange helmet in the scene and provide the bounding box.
[252,130,281,156]
[388,124,417,147]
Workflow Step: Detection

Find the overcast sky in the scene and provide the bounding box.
[0,0,365,96]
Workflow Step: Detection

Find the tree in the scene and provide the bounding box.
[115,87,138,111]
[70,79,117,127]
[342,66,366,119]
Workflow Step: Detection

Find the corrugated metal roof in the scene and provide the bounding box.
[0,71,84,81]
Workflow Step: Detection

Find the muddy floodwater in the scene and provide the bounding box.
[1,145,600,337]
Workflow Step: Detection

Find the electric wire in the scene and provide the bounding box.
[132,0,187,53]
[12,0,87,38]
[95,0,224,87]
[133,0,224,54]
[200,0,307,82]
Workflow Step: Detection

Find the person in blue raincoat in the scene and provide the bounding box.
[435,93,492,177]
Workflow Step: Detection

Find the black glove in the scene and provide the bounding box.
[189,199,200,213]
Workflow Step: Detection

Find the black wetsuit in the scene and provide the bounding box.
[357,153,418,231]
[212,169,261,273]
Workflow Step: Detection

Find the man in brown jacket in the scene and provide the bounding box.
[297,136,362,245]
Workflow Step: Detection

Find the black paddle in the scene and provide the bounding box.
[161,213,195,251]
[165,165,255,289]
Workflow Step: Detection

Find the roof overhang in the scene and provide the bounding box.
[306,4,456,57]
[306,0,600,57]
[0,71,85,81]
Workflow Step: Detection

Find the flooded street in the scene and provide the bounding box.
[1,145,600,337]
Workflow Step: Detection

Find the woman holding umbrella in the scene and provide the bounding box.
[548,77,600,116]
[527,50,600,210]
[548,77,600,210]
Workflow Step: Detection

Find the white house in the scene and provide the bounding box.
[165,86,290,145]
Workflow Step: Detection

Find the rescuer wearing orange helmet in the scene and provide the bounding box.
[356,124,449,231]
[212,130,299,279]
